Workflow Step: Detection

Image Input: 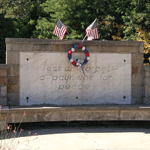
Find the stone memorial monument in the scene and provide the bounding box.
[0,38,147,106]
[1,38,150,127]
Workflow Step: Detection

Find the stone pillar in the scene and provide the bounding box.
[0,64,8,106]
[143,66,150,105]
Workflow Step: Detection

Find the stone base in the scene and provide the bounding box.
[2,105,150,124]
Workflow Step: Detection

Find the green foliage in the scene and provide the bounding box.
[40,0,149,41]
[0,0,49,64]
[0,13,17,63]
[122,0,150,41]
[0,0,150,64]
[12,0,48,38]
[32,17,53,39]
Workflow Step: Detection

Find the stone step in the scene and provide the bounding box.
[0,105,150,125]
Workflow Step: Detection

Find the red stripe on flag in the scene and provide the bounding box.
[53,25,67,40]
[86,28,99,40]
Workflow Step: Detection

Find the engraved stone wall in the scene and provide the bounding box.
[20,53,131,105]
[4,38,144,105]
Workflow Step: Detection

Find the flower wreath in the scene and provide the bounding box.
[68,44,90,67]
[67,44,90,75]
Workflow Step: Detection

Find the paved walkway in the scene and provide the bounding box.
[1,122,150,150]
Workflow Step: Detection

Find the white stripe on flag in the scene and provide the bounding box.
[86,28,99,40]
[53,25,67,40]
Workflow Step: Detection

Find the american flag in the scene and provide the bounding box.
[85,19,99,40]
[53,18,68,40]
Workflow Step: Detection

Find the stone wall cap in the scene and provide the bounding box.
[5,38,144,46]
[1,105,150,115]
[3,104,150,109]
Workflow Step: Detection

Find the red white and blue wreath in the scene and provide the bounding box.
[68,44,90,75]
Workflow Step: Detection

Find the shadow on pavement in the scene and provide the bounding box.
[5,121,150,138]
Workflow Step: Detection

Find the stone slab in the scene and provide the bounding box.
[6,38,144,47]
[7,83,19,92]
[0,64,7,69]
[8,76,19,83]
[10,43,33,51]
[116,46,139,53]
[139,44,144,53]
[7,64,19,76]
[100,45,116,52]
[1,105,150,123]
[132,63,143,74]
[120,110,150,120]
[20,52,131,105]
[132,53,143,63]
[145,70,150,77]
[145,85,150,97]
[0,69,7,76]
[7,92,19,106]
[132,66,139,74]
[144,97,150,105]
[12,64,19,76]
[6,43,12,51]
[6,51,19,64]
[132,74,144,85]
[33,44,51,51]
[131,97,143,104]
[144,77,150,86]
[0,113,7,120]
[144,66,150,72]
[0,77,7,86]
[0,98,7,106]
[1,86,7,97]
[132,85,143,98]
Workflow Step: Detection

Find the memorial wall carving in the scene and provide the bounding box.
[20,52,131,105]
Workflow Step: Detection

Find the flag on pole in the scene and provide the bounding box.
[53,18,68,40]
[85,19,99,40]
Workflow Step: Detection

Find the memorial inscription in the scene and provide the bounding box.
[20,52,131,105]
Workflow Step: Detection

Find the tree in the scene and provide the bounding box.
[40,0,140,40]
[0,0,150,64]
[0,0,48,63]
[0,13,17,63]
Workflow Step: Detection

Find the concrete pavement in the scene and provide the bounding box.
[1,122,150,150]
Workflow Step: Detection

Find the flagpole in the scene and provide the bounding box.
[80,34,87,45]
[66,31,72,40]
[58,18,72,40]
[81,18,98,45]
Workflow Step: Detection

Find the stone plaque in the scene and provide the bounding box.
[20,52,131,105]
